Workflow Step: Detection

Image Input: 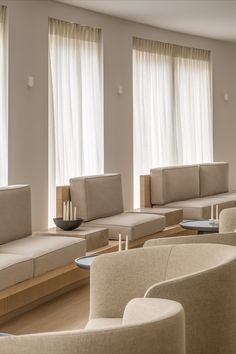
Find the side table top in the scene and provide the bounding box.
[180,220,219,232]
[75,255,98,269]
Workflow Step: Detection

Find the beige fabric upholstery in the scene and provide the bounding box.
[0,298,185,354]
[150,165,199,205]
[151,207,183,225]
[86,318,122,329]
[166,198,234,219]
[0,235,86,276]
[70,174,124,222]
[90,247,172,319]
[219,207,236,232]
[200,162,229,197]
[0,253,33,291]
[88,213,165,240]
[144,231,236,247]
[210,191,236,202]
[89,244,236,354]
[0,185,32,244]
[128,207,183,226]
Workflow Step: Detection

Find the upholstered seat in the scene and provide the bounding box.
[127,207,183,226]
[0,235,86,276]
[89,244,236,354]
[70,174,165,240]
[87,212,165,241]
[0,253,33,291]
[0,185,86,288]
[165,197,234,219]
[0,298,185,354]
[211,191,236,203]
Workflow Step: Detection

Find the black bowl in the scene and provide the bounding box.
[53,217,83,231]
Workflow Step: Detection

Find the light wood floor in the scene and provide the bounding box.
[0,284,90,335]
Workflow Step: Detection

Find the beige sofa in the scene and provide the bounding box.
[141,162,236,219]
[0,185,86,291]
[70,174,165,241]
[0,298,185,354]
[89,244,236,354]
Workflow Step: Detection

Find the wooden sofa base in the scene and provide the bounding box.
[0,225,193,324]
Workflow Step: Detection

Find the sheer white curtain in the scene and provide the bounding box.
[133,38,212,207]
[0,6,7,186]
[49,18,103,223]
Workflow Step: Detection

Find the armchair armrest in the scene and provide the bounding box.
[0,299,185,354]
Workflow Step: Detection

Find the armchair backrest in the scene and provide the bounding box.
[219,207,236,233]
[0,185,32,244]
[70,174,124,221]
[90,246,172,318]
[144,231,236,248]
[165,243,236,279]
[144,243,236,354]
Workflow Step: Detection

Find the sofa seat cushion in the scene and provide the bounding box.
[0,253,33,291]
[86,318,122,329]
[87,213,165,241]
[0,235,86,277]
[210,191,236,203]
[165,198,235,220]
[143,207,183,226]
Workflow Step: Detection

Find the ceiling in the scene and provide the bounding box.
[55,0,236,43]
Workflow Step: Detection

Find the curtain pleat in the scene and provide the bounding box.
[0,6,7,186]
[133,37,213,207]
[48,18,103,223]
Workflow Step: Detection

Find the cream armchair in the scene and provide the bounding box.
[219,207,236,232]
[89,244,236,354]
[0,298,185,354]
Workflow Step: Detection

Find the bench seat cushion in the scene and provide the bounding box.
[165,198,235,220]
[127,208,183,226]
[87,213,165,241]
[0,253,33,291]
[0,235,86,276]
[210,191,236,203]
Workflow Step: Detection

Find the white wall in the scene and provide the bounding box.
[1,0,236,229]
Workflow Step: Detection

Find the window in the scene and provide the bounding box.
[0,6,7,186]
[48,18,103,222]
[133,37,213,207]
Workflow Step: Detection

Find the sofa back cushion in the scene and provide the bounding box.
[150,165,199,205]
[0,185,32,244]
[70,174,124,221]
[200,162,229,197]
